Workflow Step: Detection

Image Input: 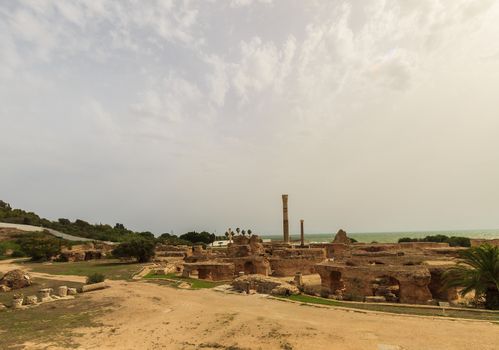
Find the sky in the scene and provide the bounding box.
[1,0,499,236]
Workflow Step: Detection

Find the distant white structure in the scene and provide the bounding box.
[211,240,230,247]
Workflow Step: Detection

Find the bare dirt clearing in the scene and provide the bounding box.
[1,259,498,350]
[27,281,499,350]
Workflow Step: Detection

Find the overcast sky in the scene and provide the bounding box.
[1,0,499,235]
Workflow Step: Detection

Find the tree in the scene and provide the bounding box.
[0,200,12,211]
[179,231,215,245]
[112,238,156,263]
[444,244,499,310]
[241,229,246,236]
[17,232,61,261]
[58,218,71,225]
[247,229,252,236]
[236,228,240,235]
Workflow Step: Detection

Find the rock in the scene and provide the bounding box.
[67,287,78,295]
[232,275,299,296]
[24,295,38,305]
[11,297,24,309]
[38,288,53,302]
[58,286,68,297]
[0,269,32,289]
[333,229,351,245]
[0,285,11,293]
[81,282,108,293]
[365,296,386,303]
[178,282,191,289]
[0,303,7,311]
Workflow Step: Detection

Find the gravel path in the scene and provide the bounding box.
[0,222,104,242]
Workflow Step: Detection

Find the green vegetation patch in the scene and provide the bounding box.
[143,272,225,289]
[277,294,499,321]
[22,259,145,281]
[0,297,111,349]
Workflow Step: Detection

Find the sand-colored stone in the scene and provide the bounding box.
[232,274,299,296]
[0,269,32,289]
[81,282,108,293]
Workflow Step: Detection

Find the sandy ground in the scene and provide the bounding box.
[2,260,498,350]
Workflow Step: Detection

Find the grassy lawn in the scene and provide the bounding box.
[0,296,112,349]
[21,259,146,281]
[277,294,499,322]
[143,272,225,289]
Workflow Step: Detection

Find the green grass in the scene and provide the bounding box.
[278,294,499,322]
[21,259,146,281]
[143,272,225,289]
[0,295,112,349]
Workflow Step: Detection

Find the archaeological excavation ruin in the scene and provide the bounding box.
[149,194,466,306]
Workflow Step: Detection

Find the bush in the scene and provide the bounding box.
[86,273,105,284]
[112,238,156,263]
[179,231,216,245]
[11,250,25,258]
[17,232,62,261]
[398,235,470,247]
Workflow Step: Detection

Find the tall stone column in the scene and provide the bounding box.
[300,219,304,247]
[282,194,289,243]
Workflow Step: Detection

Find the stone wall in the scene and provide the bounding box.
[269,248,326,276]
[316,262,433,304]
[182,262,235,281]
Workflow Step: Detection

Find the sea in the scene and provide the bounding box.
[260,229,499,243]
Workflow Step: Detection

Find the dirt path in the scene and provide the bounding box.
[33,281,498,350]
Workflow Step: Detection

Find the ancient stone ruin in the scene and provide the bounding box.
[0,269,32,291]
[151,195,466,306]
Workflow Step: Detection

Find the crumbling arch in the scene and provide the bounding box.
[329,271,345,294]
[244,261,256,274]
[372,275,400,302]
[198,268,212,280]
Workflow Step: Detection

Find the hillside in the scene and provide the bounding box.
[0,200,153,243]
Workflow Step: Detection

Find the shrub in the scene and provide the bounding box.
[17,232,62,261]
[398,235,470,247]
[179,231,216,245]
[112,238,156,263]
[86,273,105,284]
[10,250,25,258]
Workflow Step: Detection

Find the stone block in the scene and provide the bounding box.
[0,285,11,293]
[11,297,23,309]
[81,282,108,293]
[25,295,38,305]
[67,288,78,295]
[58,286,68,297]
[365,296,386,303]
[38,288,53,302]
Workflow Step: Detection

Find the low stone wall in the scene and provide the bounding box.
[182,262,235,281]
[231,275,299,296]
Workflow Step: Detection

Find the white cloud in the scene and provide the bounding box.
[230,0,273,8]
[2,0,499,233]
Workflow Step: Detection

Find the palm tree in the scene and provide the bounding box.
[241,229,246,236]
[444,244,499,309]
[236,228,240,235]
[247,229,252,237]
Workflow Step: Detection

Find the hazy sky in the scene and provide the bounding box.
[1,0,499,235]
